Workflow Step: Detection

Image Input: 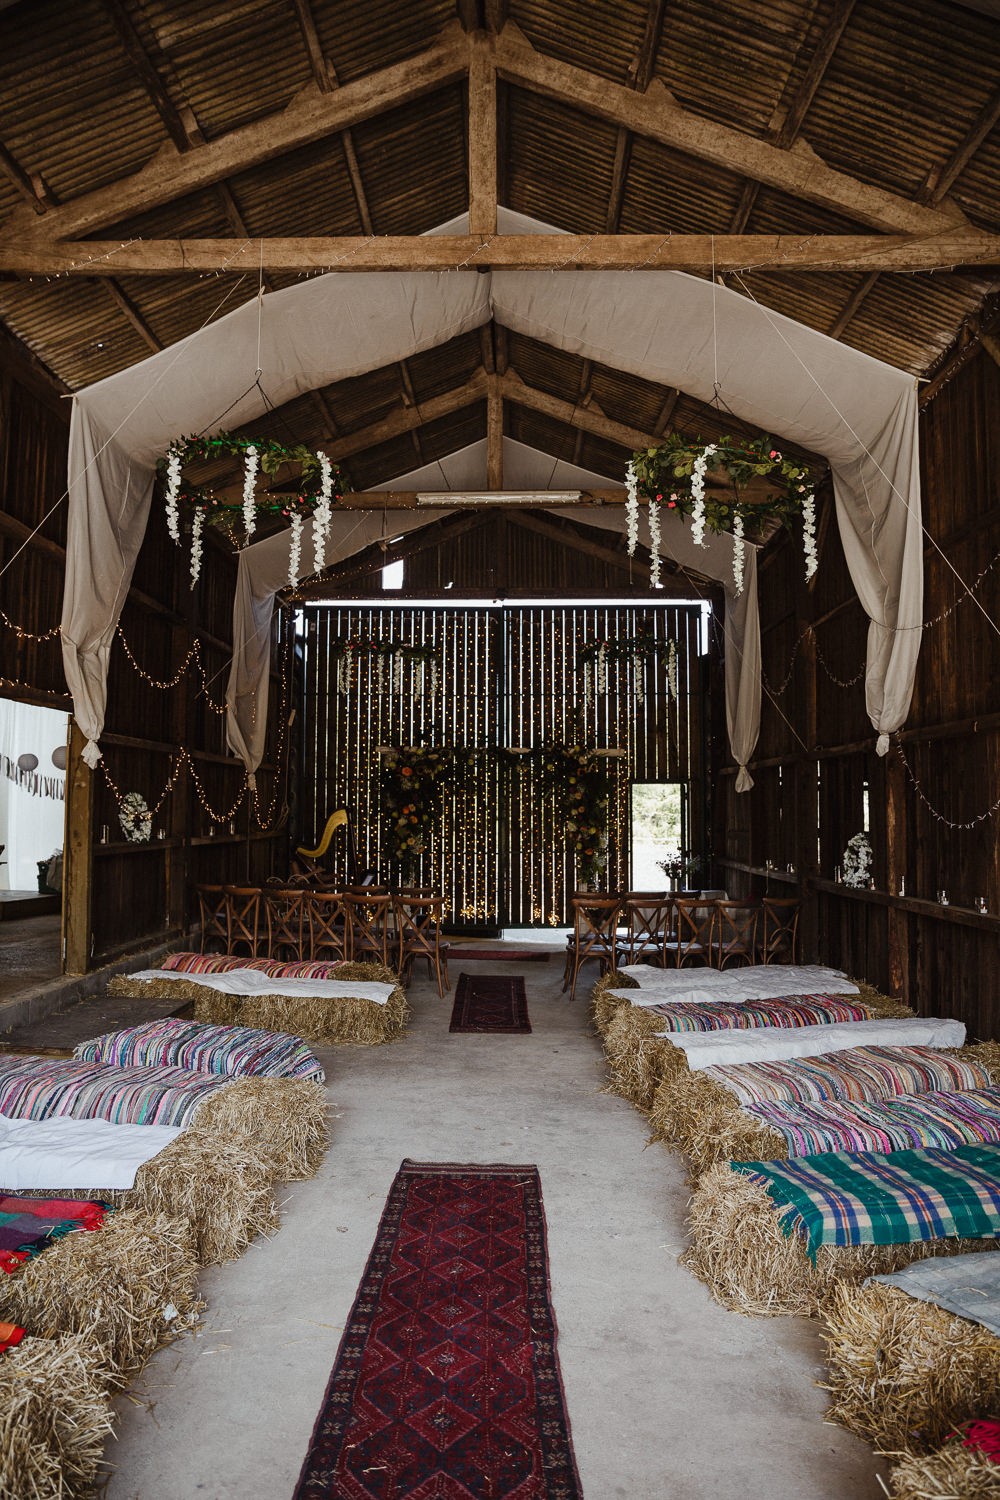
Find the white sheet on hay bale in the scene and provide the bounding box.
[662,1016,966,1070]
[618,964,857,1004]
[0,1115,183,1190]
[130,967,395,1005]
[870,1251,1000,1337]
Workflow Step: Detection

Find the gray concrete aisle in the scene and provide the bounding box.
[104,958,887,1499]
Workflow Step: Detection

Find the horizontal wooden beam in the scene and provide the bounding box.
[3,231,997,275]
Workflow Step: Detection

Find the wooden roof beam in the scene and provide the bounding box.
[920,82,1000,205]
[99,0,204,151]
[468,33,497,235]
[827,269,880,339]
[4,231,997,274]
[494,21,970,235]
[0,141,55,214]
[627,0,669,93]
[103,280,161,352]
[0,22,469,243]
[328,371,489,459]
[290,0,333,92]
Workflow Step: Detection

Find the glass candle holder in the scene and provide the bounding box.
[975,896,988,914]
[936,889,949,906]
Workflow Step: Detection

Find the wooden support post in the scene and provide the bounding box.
[885,748,910,1001]
[487,380,503,489]
[468,36,497,235]
[794,562,820,963]
[62,720,94,974]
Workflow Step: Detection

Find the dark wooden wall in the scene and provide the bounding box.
[717,347,1000,1041]
[0,337,290,971]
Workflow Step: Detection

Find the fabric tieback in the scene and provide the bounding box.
[735,764,754,792]
[875,733,890,756]
[81,739,102,768]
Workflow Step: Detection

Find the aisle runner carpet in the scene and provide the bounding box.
[294,1160,582,1500]
[448,974,532,1034]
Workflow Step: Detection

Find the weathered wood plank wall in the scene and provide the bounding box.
[717,346,1000,1039]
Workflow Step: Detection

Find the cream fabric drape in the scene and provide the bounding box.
[61,208,923,778]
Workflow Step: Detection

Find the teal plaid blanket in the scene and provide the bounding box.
[732,1144,1000,1260]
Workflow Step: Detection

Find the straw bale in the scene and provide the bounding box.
[125,1127,279,1266]
[193,1077,329,1179]
[821,1279,1000,1453]
[966,1040,1000,1082]
[602,1004,676,1113]
[682,1162,1000,1318]
[0,1209,200,1383]
[653,1068,784,1178]
[854,982,914,1019]
[0,1333,114,1500]
[591,971,638,1037]
[888,1441,1000,1498]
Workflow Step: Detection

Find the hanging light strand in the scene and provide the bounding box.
[894,734,1000,829]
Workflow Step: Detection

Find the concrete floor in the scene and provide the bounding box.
[102,952,888,1500]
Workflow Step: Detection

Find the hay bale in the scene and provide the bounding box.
[888,1441,1000,1498]
[967,1040,1000,1082]
[650,1068,785,1178]
[0,1209,201,1383]
[648,1067,736,1147]
[126,1127,279,1266]
[821,1279,1000,1453]
[602,1004,676,1112]
[854,981,914,1019]
[0,1333,115,1499]
[193,1077,329,1180]
[591,971,638,1038]
[682,1162,1000,1318]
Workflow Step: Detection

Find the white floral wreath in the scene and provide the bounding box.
[119,791,152,844]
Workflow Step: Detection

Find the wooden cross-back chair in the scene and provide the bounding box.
[616,892,672,967]
[306,892,347,963]
[713,901,760,968]
[293,808,358,888]
[195,883,228,953]
[664,897,715,967]
[343,891,393,967]
[563,895,620,1003]
[223,886,262,957]
[395,895,450,996]
[263,887,308,962]
[761,897,801,964]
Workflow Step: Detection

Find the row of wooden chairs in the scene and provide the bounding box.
[194,884,450,996]
[563,893,801,1001]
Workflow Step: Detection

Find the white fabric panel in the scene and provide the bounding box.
[0,1114,183,1190]
[664,1017,967,1070]
[620,962,857,1001]
[130,967,395,1005]
[366,437,622,494]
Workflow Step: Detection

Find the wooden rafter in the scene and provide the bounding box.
[99,0,203,151]
[0,141,54,214]
[605,129,631,233]
[3,231,996,275]
[103,280,160,352]
[290,0,332,91]
[487,383,503,488]
[628,0,669,92]
[827,269,880,339]
[920,81,1000,205]
[468,34,498,235]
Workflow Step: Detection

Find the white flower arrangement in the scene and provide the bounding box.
[189,508,205,588]
[731,507,745,596]
[690,443,716,548]
[164,447,182,543]
[288,511,303,587]
[118,791,152,844]
[842,831,873,888]
[802,489,818,582]
[667,639,678,701]
[647,495,662,588]
[625,460,640,556]
[313,450,333,576]
[242,444,259,541]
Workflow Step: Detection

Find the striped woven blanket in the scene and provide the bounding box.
[733,1144,1000,1258]
[164,952,347,980]
[0,1054,232,1128]
[647,994,872,1034]
[749,1088,1000,1158]
[74,1018,325,1082]
[706,1045,991,1108]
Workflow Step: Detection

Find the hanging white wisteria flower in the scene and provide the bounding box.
[189,508,205,588]
[647,496,662,589]
[337,652,350,694]
[667,639,678,701]
[802,489,818,582]
[393,652,404,694]
[287,511,304,587]
[583,661,593,708]
[164,447,182,543]
[376,652,386,690]
[313,451,334,576]
[690,443,716,548]
[625,460,640,557]
[242,444,259,541]
[731,507,746,596]
[595,641,608,695]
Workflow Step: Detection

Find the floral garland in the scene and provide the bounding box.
[580,630,677,707]
[156,432,345,588]
[118,791,152,844]
[539,744,612,887]
[841,831,873,888]
[628,433,818,590]
[334,638,440,699]
[381,748,451,873]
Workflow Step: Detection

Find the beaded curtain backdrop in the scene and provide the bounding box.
[294,1160,581,1499]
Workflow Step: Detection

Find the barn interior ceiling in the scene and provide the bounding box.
[0,0,997,520]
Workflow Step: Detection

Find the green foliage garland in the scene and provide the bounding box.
[631,432,813,535]
[156,433,344,527]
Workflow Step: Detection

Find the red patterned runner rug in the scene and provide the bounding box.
[448,974,532,1034]
[294,1161,582,1499]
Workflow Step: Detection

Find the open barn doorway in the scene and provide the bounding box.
[298,600,711,932]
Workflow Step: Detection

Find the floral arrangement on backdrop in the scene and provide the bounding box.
[539,745,612,888]
[580,629,677,707]
[333,637,441,700]
[841,832,874,888]
[657,846,704,888]
[626,433,818,596]
[156,432,344,589]
[118,791,152,844]
[381,748,451,877]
